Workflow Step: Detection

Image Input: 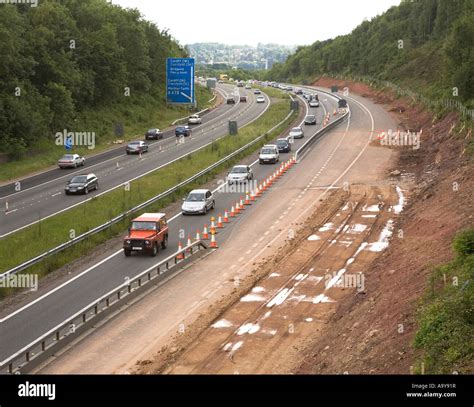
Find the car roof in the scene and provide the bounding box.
[189,189,209,194]
[262,144,277,148]
[232,165,248,169]
[133,212,166,222]
[277,138,289,141]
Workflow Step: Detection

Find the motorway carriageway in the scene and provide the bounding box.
[0,84,268,237]
[0,88,340,364]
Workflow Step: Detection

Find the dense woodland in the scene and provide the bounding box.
[268,0,473,106]
[0,0,186,156]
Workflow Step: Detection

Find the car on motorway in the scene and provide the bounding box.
[227,165,253,184]
[309,99,320,108]
[276,138,291,153]
[245,84,252,90]
[188,114,202,125]
[175,125,192,137]
[126,140,149,154]
[123,213,168,257]
[289,127,304,139]
[65,173,98,195]
[240,95,248,102]
[295,89,303,95]
[304,115,317,125]
[303,93,311,100]
[144,128,163,140]
[253,89,261,94]
[237,81,244,87]
[256,95,266,103]
[58,154,85,169]
[338,98,348,108]
[182,189,215,215]
[259,144,279,164]
[227,97,236,104]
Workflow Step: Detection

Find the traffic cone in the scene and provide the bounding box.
[139,150,143,159]
[230,205,235,217]
[235,201,241,214]
[116,162,119,170]
[195,229,201,241]
[186,234,192,252]
[224,210,230,223]
[176,241,185,260]
[245,193,250,205]
[217,214,224,228]
[202,224,209,239]
[210,217,217,234]
[239,196,245,209]
[333,109,337,116]
[250,191,256,202]
[5,201,8,213]
[210,232,218,248]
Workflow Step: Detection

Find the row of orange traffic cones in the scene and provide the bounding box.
[176,157,297,260]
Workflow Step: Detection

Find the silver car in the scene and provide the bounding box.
[188,114,202,125]
[58,154,85,169]
[227,165,253,184]
[289,127,304,139]
[182,189,215,215]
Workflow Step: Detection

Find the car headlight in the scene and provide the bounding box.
[145,240,151,245]
[126,240,131,244]
[78,186,84,189]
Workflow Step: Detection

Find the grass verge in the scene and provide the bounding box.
[0,87,214,182]
[0,92,296,297]
[413,228,474,374]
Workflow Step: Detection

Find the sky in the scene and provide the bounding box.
[112,0,401,47]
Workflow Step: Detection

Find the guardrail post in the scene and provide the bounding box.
[106,298,110,307]
[42,341,46,351]
[83,314,87,323]
[127,284,132,294]
[94,304,98,315]
[26,352,30,362]
[9,363,13,374]
[56,331,60,341]
[117,291,121,301]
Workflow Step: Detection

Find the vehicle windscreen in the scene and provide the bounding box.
[70,176,87,183]
[306,116,315,120]
[277,140,287,146]
[186,193,205,202]
[61,155,74,160]
[261,148,274,154]
[291,128,301,132]
[176,127,185,131]
[129,141,140,145]
[131,221,156,231]
[231,167,247,173]
[147,129,155,133]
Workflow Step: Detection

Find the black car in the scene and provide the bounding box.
[145,128,163,140]
[126,140,149,154]
[295,89,303,95]
[338,98,347,108]
[65,173,98,195]
[175,125,192,137]
[276,138,291,153]
[226,97,236,104]
[304,115,317,125]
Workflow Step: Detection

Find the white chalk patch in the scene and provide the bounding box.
[306,276,323,284]
[262,311,272,320]
[212,319,233,329]
[393,186,405,214]
[307,234,321,241]
[252,286,265,293]
[325,268,346,289]
[312,294,334,303]
[367,220,394,252]
[305,318,313,322]
[295,273,305,281]
[318,222,334,232]
[237,323,260,335]
[241,294,266,302]
[338,240,353,248]
[269,273,280,278]
[348,224,368,234]
[362,214,377,218]
[223,343,233,351]
[342,203,350,211]
[267,288,294,308]
[363,204,380,212]
[261,328,277,336]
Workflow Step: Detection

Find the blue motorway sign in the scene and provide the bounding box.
[166,58,195,104]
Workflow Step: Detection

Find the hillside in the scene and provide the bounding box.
[268,0,473,107]
[0,0,203,163]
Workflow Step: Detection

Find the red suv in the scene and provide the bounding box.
[123,213,169,257]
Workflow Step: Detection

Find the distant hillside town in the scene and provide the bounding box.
[187,42,296,70]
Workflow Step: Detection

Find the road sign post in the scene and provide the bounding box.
[166,58,195,105]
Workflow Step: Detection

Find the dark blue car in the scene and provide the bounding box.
[175,125,192,137]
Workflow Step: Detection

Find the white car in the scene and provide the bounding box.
[259,145,279,164]
[289,127,304,139]
[58,154,85,169]
[188,114,202,124]
[256,96,266,103]
[309,99,320,108]
[181,189,215,215]
[227,165,253,184]
[245,84,252,90]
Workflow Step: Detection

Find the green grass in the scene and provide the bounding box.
[0,87,215,182]
[412,229,474,374]
[0,91,296,297]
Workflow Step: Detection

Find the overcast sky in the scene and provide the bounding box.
[112,0,401,46]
